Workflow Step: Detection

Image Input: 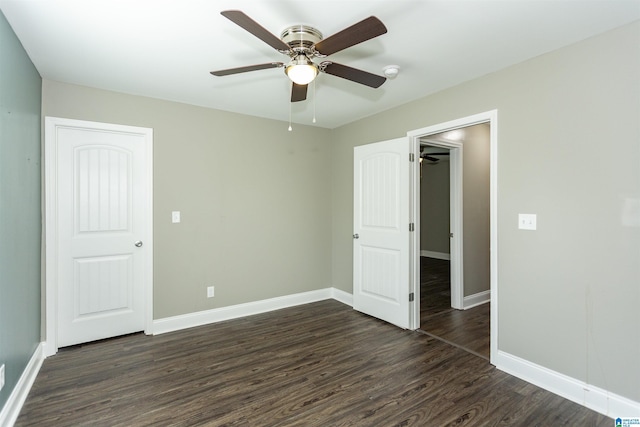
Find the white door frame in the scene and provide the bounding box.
[407,110,498,365]
[44,117,154,357]
[419,138,464,310]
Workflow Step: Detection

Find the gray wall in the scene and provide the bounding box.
[420,158,450,254]
[461,124,490,296]
[0,11,42,411]
[331,22,640,402]
[420,123,490,297]
[42,80,333,319]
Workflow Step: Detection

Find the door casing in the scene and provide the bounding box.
[407,110,498,365]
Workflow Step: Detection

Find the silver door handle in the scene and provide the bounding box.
[353,234,359,239]
[134,241,143,247]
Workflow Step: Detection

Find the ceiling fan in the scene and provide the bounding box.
[210,10,388,102]
[419,149,450,178]
[420,151,450,163]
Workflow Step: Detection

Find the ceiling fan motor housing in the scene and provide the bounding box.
[280,25,323,55]
[281,25,323,85]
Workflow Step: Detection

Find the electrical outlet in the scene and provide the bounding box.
[0,364,5,391]
[207,286,215,298]
[172,211,181,223]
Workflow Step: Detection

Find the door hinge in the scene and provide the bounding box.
[409,223,415,232]
[409,292,415,302]
[409,153,415,162]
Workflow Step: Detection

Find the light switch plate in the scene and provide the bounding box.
[518,213,537,230]
[172,211,181,223]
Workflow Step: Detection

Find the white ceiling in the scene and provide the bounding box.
[1,0,639,129]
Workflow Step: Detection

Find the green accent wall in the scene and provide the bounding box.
[0,10,42,411]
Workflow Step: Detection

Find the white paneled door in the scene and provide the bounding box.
[46,117,152,349]
[353,138,411,328]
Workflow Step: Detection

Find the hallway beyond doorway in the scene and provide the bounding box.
[419,257,490,359]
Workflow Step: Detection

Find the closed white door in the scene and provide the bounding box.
[46,117,152,349]
[353,137,411,328]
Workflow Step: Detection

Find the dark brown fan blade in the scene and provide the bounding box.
[291,83,308,102]
[210,62,284,76]
[221,10,291,52]
[313,16,387,56]
[321,62,386,88]
[423,155,440,162]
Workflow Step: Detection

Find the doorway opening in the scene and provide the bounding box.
[418,142,453,320]
[408,110,498,365]
[420,125,490,359]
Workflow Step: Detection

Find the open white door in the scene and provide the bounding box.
[353,137,411,328]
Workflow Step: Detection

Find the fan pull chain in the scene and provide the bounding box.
[312,80,317,124]
[288,101,292,131]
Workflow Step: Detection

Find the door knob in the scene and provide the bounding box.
[353,234,359,239]
[134,241,143,247]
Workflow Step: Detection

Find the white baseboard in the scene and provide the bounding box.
[420,250,451,260]
[0,343,45,427]
[495,350,639,418]
[41,341,55,358]
[331,288,353,306]
[463,290,490,309]
[153,288,352,335]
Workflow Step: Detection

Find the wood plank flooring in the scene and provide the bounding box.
[420,257,453,319]
[17,300,610,426]
[420,257,490,359]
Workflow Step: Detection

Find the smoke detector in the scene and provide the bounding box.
[383,65,400,79]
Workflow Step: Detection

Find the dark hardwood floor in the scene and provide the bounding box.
[420,257,453,319]
[17,300,610,426]
[420,257,490,359]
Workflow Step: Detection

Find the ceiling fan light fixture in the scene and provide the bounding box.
[285,55,318,85]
